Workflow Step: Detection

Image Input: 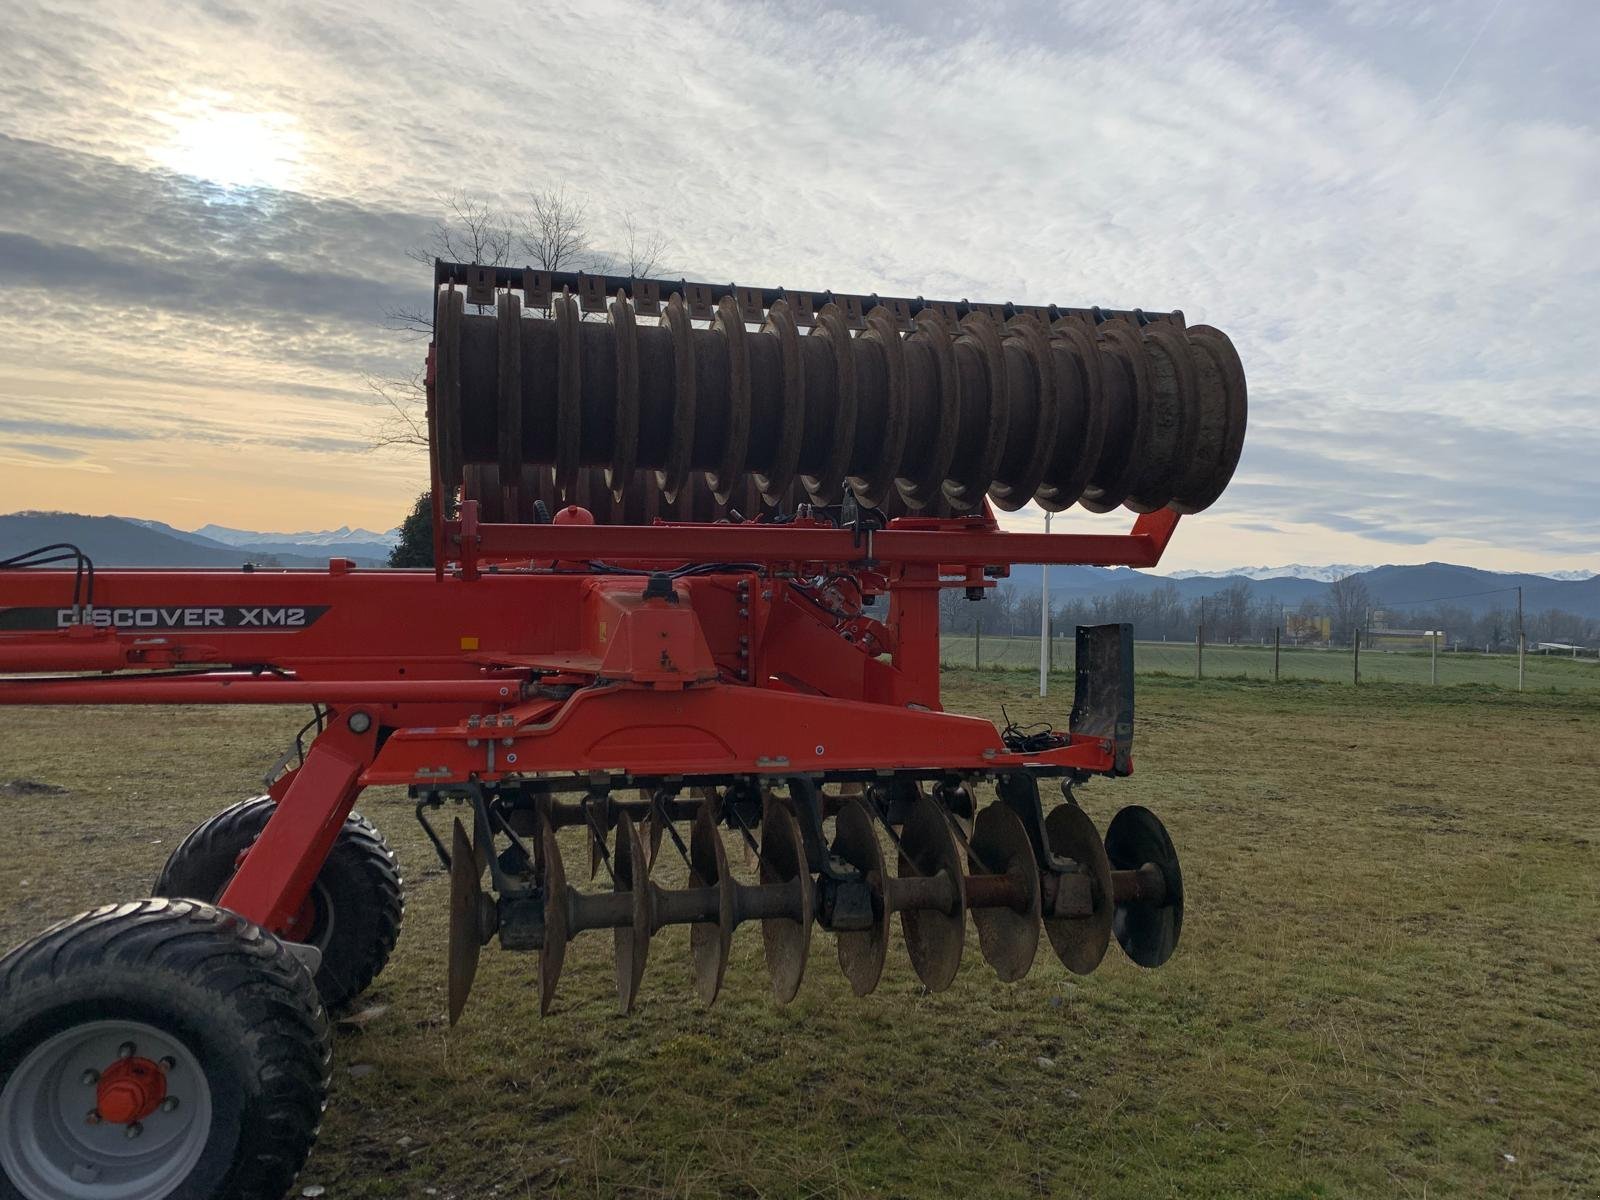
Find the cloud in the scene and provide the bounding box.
[0,0,1594,563]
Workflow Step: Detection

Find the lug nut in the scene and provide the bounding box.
[84,1109,102,1125]
[159,1055,177,1071]
[117,1042,135,1059]
[161,1096,180,1113]
[125,1122,143,1140]
[80,1068,100,1086]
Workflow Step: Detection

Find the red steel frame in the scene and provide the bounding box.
[0,503,1179,940]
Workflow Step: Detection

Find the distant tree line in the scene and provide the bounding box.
[939,578,1600,653]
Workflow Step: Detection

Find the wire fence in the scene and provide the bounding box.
[938,631,1600,693]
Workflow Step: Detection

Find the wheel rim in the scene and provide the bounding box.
[0,1020,213,1200]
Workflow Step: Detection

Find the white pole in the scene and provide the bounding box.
[1039,511,1051,697]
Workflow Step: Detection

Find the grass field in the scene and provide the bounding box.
[940,636,1600,692]
[2,671,1598,1198]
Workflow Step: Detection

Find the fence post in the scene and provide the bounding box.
[1353,628,1360,685]
[974,619,981,669]
[1274,626,1281,682]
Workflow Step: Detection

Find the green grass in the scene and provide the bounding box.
[940,636,1600,691]
[2,671,1598,1198]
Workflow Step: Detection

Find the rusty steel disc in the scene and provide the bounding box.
[447,817,488,1026]
[434,287,465,492]
[656,294,696,502]
[1042,802,1114,975]
[759,800,814,1004]
[613,813,652,1014]
[969,804,1041,983]
[897,789,966,992]
[688,803,735,1005]
[606,290,640,496]
[830,799,890,997]
[539,820,569,1017]
[944,311,1009,511]
[1105,805,1184,968]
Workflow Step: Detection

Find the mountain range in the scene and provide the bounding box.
[2,513,396,569]
[3,512,1596,619]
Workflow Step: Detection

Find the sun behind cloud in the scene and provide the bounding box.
[147,90,306,191]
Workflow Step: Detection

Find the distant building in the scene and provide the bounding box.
[1286,613,1331,643]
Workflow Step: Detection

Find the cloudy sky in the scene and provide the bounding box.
[2,0,1596,572]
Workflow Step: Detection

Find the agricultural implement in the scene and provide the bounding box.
[0,262,1245,1200]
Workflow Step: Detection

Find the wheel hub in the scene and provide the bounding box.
[93,1056,167,1126]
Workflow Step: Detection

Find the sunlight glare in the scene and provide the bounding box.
[149,93,307,191]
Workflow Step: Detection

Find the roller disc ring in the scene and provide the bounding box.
[901,310,960,509]
[1081,323,1150,513]
[944,311,1009,511]
[434,287,466,493]
[1105,805,1184,968]
[969,803,1041,982]
[760,800,814,1004]
[988,316,1059,512]
[553,291,582,501]
[613,813,652,1014]
[1039,320,1106,512]
[898,790,966,992]
[1043,802,1114,975]
[606,291,640,497]
[657,295,696,502]
[708,297,752,504]
[830,799,889,997]
[805,304,856,505]
[539,820,569,1016]
[853,306,909,509]
[689,803,735,1004]
[1124,324,1197,513]
[495,291,524,501]
[1169,326,1247,514]
[756,300,804,505]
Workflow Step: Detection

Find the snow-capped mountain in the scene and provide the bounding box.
[194,524,399,548]
[1162,563,1597,583]
[1162,564,1377,582]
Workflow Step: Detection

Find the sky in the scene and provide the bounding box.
[1,0,1596,573]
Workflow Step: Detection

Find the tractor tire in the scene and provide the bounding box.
[0,898,329,1200]
[155,795,404,1011]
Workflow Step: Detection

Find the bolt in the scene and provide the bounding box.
[85,1109,102,1125]
[161,1096,180,1113]
[117,1042,135,1059]
[125,1122,143,1140]
[80,1068,100,1086]
[158,1056,177,1071]
[348,711,373,734]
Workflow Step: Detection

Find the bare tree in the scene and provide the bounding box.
[369,190,671,453]
[1328,575,1376,644]
[518,186,595,274]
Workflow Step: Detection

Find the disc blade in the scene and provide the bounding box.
[830,799,889,996]
[1105,805,1184,968]
[613,813,652,1014]
[689,804,735,1004]
[969,803,1041,982]
[759,800,813,1004]
[447,818,485,1025]
[1043,802,1114,975]
[897,789,966,992]
[539,820,569,1016]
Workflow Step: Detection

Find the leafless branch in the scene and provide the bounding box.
[363,370,429,452]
